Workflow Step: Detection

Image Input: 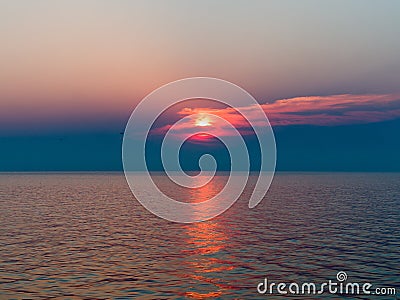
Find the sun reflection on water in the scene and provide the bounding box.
[180,176,239,299]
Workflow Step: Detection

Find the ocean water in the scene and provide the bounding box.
[0,173,399,299]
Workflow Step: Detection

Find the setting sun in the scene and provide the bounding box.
[195,115,211,127]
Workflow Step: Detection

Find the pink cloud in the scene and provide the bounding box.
[151,93,400,138]
[260,93,400,126]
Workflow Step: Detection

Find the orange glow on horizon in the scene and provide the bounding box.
[189,133,214,142]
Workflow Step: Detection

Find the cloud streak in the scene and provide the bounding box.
[152,93,400,138]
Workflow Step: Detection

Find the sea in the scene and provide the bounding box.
[0,173,399,299]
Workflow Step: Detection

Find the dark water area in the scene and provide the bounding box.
[0,173,399,299]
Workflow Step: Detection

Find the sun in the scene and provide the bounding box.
[195,115,211,127]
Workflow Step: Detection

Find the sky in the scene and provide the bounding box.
[1,0,400,171]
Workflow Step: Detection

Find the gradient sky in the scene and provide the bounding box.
[1,0,400,171]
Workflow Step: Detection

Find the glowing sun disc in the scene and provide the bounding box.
[195,116,211,127]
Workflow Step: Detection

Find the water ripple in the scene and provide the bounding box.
[0,173,399,299]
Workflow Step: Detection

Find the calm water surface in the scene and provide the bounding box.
[0,173,399,299]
